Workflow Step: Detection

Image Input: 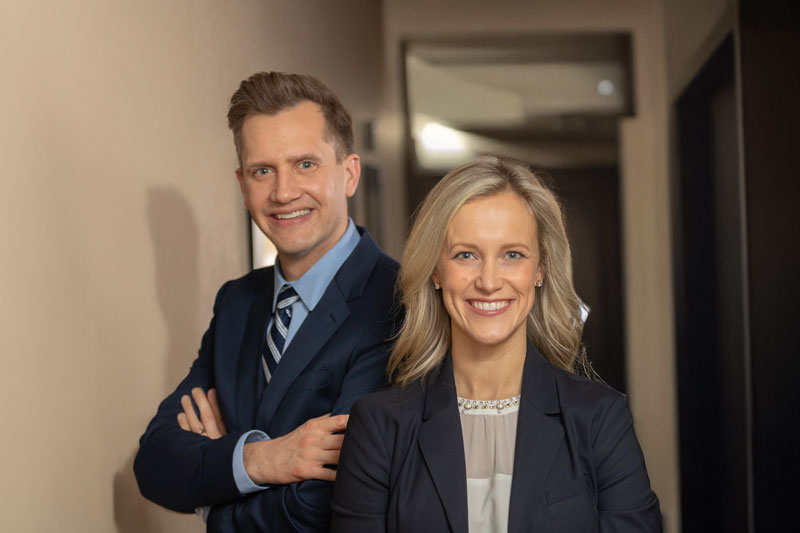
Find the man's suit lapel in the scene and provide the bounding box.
[508,344,564,532]
[255,280,351,429]
[418,358,470,533]
[234,274,273,430]
[254,229,381,431]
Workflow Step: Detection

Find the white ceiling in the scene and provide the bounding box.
[404,36,632,169]
[407,55,628,128]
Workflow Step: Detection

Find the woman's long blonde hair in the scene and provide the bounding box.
[388,156,591,386]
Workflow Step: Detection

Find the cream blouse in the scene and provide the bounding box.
[458,395,521,533]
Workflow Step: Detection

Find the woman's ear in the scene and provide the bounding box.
[536,264,546,287]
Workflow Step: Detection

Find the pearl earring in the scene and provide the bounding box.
[536,279,543,287]
[433,281,441,290]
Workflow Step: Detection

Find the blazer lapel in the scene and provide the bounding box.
[255,275,351,430]
[254,229,381,431]
[508,345,564,532]
[234,275,273,430]
[417,358,470,533]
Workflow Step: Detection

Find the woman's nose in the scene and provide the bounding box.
[475,260,501,292]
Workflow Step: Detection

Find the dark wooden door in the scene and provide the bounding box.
[674,35,749,533]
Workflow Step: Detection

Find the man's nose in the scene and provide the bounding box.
[270,171,301,204]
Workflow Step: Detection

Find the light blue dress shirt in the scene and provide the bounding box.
[232,220,360,494]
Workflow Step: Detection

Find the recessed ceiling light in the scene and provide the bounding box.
[419,122,466,152]
[597,79,615,96]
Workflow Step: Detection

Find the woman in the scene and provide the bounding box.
[331,156,661,532]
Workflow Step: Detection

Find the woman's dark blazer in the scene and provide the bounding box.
[331,344,661,532]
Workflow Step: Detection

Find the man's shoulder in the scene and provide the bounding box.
[335,229,399,299]
[373,248,400,278]
[352,228,399,270]
[363,250,399,293]
[212,266,273,308]
[227,265,272,290]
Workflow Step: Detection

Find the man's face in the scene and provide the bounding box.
[235,101,360,279]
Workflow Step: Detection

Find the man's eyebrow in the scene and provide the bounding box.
[291,153,322,163]
[244,160,273,171]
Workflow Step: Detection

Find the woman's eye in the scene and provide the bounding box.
[507,251,524,259]
[455,251,475,260]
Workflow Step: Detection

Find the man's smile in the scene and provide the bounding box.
[273,209,311,220]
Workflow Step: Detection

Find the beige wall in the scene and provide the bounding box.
[0,1,382,531]
[379,0,680,530]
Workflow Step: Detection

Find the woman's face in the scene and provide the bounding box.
[433,191,543,353]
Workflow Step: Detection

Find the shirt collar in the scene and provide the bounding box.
[272,219,360,312]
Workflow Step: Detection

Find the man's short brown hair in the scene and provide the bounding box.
[227,72,354,164]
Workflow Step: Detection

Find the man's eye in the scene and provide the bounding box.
[298,161,315,169]
[254,168,272,176]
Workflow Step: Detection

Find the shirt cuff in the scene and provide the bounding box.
[233,430,271,494]
[195,505,211,523]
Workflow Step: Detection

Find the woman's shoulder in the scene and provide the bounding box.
[526,345,624,411]
[346,381,430,448]
[548,363,628,415]
[539,365,638,450]
[351,380,427,419]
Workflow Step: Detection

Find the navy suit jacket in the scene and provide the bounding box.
[332,344,662,532]
[135,229,399,532]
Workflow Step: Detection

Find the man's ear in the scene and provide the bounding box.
[235,168,248,205]
[343,153,361,197]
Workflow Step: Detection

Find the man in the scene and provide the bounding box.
[134,72,399,531]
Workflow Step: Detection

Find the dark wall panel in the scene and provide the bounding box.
[674,35,748,533]
[738,1,800,530]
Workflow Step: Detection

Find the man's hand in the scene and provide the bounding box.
[177,387,228,439]
[243,413,348,485]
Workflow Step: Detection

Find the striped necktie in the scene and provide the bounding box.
[263,285,299,383]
